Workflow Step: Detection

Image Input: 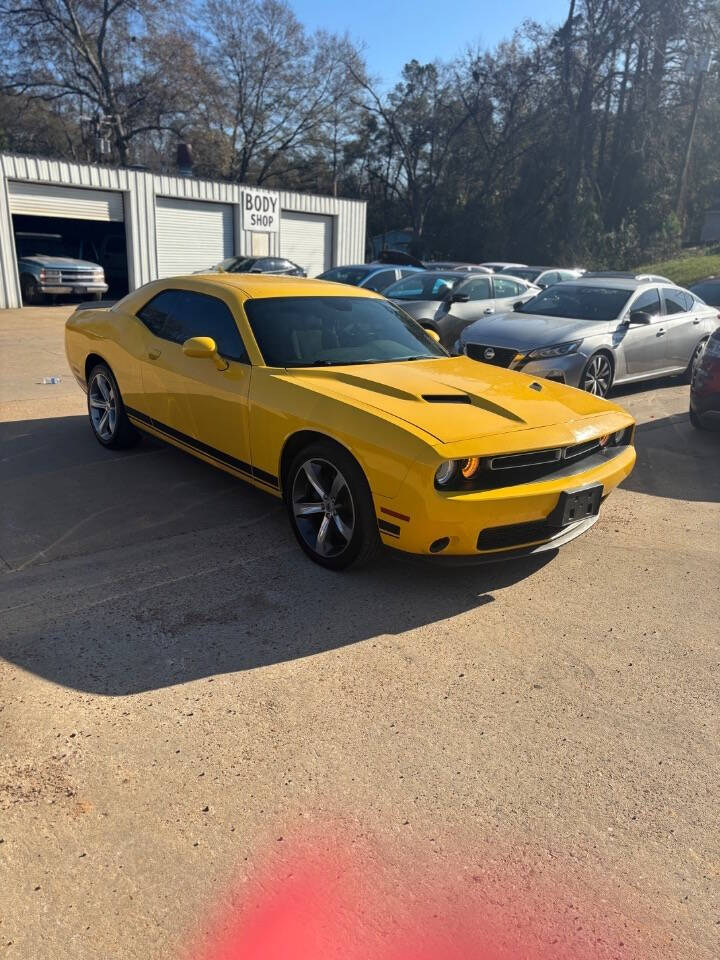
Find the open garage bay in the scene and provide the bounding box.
[1,307,718,959]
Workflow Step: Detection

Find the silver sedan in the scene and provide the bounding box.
[455,278,719,396]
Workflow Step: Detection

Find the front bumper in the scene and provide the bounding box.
[374,444,636,558]
[455,344,588,387]
[39,282,108,295]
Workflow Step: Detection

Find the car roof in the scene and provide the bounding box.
[691,276,720,285]
[558,277,652,290]
[192,272,380,299]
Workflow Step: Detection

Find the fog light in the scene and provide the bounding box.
[429,537,450,553]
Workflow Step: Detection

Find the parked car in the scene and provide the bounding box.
[65,274,636,567]
[499,265,584,288]
[202,256,306,276]
[690,276,720,308]
[317,264,423,292]
[425,261,492,273]
[480,261,528,273]
[385,270,481,327]
[430,273,541,347]
[456,277,719,397]
[583,270,671,283]
[690,326,720,429]
[16,232,108,304]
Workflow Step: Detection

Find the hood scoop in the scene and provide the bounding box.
[422,394,471,404]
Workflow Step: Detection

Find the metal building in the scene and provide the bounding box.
[0,153,367,309]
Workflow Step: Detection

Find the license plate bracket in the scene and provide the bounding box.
[550,484,603,527]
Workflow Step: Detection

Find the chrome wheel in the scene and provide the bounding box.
[582,354,612,397]
[88,371,117,441]
[291,458,355,558]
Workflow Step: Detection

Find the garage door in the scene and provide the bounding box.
[280,211,333,277]
[8,181,124,221]
[155,197,234,278]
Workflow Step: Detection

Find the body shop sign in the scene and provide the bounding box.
[242,188,280,233]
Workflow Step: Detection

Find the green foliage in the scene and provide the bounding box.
[637,248,720,287]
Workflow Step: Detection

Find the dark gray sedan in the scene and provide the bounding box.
[385,270,482,329]
[456,278,719,396]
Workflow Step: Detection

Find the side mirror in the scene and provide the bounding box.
[423,327,440,343]
[451,292,470,303]
[513,300,524,311]
[628,309,652,325]
[183,336,228,371]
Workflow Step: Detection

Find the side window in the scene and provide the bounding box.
[399,268,417,279]
[557,270,576,281]
[432,277,453,296]
[138,289,249,362]
[630,288,662,317]
[462,277,492,301]
[137,289,176,339]
[662,287,688,315]
[363,269,396,292]
[541,272,560,285]
[680,291,695,312]
[493,277,522,298]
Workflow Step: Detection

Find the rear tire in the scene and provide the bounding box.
[689,408,710,431]
[87,362,139,449]
[285,439,380,570]
[682,338,707,384]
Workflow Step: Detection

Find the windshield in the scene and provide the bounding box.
[502,267,542,282]
[244,296,447,367]
[318,266,374,286]
[219,257,256,273]
[384,272,459,301]
[690,282,720,306]
[16,235,66,258]
[517,284,632,321]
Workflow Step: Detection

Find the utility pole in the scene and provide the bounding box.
[676,51,714,219]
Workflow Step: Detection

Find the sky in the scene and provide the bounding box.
[293,0,571,85]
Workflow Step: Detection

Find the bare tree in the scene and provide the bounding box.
[0,0,197,165]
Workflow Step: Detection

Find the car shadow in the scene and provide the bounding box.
[620,411,720,503]
[1,415,554,696]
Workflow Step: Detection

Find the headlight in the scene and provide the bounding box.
[43,269,61,280]
[435,461,458,487]
[435,457,482,488]
[526,340,581,360]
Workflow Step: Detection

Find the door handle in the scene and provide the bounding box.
[656,329,665,337]
[693,319,700,324]
[148,348,161,360]
[483,307,494,314]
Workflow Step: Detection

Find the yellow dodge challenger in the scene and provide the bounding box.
[65,274,636,569]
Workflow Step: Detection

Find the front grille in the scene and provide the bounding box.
[488,448,562,470]
[58,269,103,284]
[477,517,559,550]
[466,343,518,367]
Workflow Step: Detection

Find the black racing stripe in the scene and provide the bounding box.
[253,466,280,489]
[125,405,279,489]
[377,518,401,538]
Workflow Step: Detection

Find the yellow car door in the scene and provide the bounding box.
[135,287,252,475]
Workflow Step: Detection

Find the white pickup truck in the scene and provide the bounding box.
[16,232,108,304]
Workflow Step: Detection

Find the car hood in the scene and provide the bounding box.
[391,299,442,320]
[281,355,621,444]
[19,255,101,269]
[460,312,609,348]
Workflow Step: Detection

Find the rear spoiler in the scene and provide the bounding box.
[73,299,117,312]
[374,249,426,268]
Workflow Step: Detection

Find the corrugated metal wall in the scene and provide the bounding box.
[0,153,367,309]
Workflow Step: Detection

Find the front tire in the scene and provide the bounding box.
[87,363,139,449]
[20,274,42,305]
[286,440,380,570]
[580,352,613,397]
